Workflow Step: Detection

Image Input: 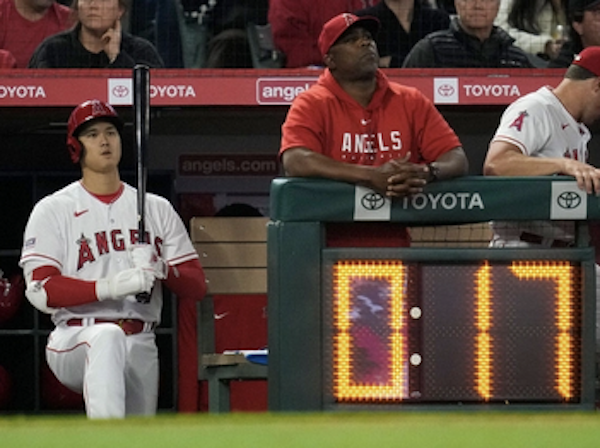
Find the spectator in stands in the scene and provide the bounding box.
[0,49,17,68]
[129,0,183,68]
[204,0,269,68]
[549,0,600,68]
[403,0,533,67]
[29,0,163,68]
[279,13,468,247]
[0,0,71,68]
[494,0,566,64]
[355,0,450,67]
[268,0,381,68]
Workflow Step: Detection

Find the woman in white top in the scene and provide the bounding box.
[495,0,566,61]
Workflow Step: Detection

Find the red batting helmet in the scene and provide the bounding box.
[66,99,124,163]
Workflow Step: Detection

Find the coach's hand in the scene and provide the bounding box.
[95,267,155,301]
[374,153,428,198]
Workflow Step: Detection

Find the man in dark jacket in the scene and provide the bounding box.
[355,0,450,67]
[29,0,163,68]
[403,0,532,68]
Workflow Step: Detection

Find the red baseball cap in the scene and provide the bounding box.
[571,46,600,76]
[318,13,380,58]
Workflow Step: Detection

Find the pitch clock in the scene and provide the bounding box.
[323,251,593,407]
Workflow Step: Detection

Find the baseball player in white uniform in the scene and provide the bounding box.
[19,100,206,419]
[484,46,600,355]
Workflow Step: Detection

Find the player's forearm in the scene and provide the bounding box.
[484,154,565,177]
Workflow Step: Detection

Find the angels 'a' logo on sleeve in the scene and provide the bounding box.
[509,110,528,132]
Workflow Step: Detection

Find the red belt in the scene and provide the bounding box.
[66,318,155,336]
[519,232,573,248]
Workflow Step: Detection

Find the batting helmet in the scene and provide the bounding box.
[66,99,124,163]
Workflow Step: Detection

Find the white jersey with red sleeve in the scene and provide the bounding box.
[19,181,199,325]
[490,86,591,243]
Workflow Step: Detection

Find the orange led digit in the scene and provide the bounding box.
[333,261,406,402]
[509,261,575,399]
[475,262,492,400]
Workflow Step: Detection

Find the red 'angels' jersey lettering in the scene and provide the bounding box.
[76,229,163,270]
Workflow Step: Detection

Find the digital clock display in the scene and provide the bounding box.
[324,258,585,406]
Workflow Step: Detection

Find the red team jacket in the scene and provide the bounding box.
[279,69,462,246]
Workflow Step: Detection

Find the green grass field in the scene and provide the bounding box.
[2,412,600,448]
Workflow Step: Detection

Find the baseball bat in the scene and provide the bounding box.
[133,64,151,304]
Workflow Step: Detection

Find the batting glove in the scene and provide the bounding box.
[130,244,168,280]
[96,267,155,301]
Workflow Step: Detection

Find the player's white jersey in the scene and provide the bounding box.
[492,86,590,160]
[19,181,198,325]
[490,86,591,244]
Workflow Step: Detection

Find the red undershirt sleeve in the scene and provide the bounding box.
[164,258,206,301]
[32,266,99,308]
[33,258,206,309]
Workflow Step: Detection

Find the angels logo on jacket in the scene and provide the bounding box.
[509,111,528,132]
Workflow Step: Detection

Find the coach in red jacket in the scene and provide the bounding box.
[279,13,468,247]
